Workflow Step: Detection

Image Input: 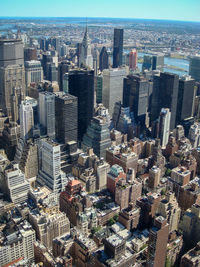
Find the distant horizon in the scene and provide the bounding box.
[0,16,200,24]
[0,0,199,22]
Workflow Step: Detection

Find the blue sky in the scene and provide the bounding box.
[0,0,200,22]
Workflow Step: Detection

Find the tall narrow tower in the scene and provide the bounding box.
[113,28,123,68]
[79,26,93,68]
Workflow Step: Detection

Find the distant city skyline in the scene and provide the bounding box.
[1,0,200,22]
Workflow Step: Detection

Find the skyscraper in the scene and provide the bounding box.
[113,28,123,68]
[189,56,200,81]
[82,107,111,159]
[176,75,195,124]
[55,92,78,144]
[147,216,169,267]
[79,26,93,68]
[20,100,34,141]
[39,91,55,138]
[158,108,171,148]
[129,49,137,70]
[25,60,43,86]
[123,74,150,125]
[159,72,179,130]
[102,68,126,115]
[68,69,94,141]
[0,39,24,67]
[99,46,109,71]
[152,54,164,71]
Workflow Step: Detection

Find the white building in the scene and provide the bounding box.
[158,108,171,148]
[188,122,200,148]
[37,139,68,193]
[102,68,126,116]
[25,60,43,86]
[20,100,34,141]
[2,162,30,204]
[39,91,55,138]
[0,221,35,266]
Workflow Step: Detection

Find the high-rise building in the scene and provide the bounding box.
[0,64,25,121]
[189,56,200,81]
[55,92,78,144]
[158,108,171,148]
[20,100,34,141]
[158,72,179,130]
[123,74,150,125]
[58,61,71,91]
[0,39,24,67]
[129,49,137,70]
[113,28,123,68]
[68,69,94,141]
[38,91,55,138]
[95,74,103,104]
[79,26,93,68]
[99,46,109,71]
[24,47,37,61]
[82,107,111,159]
[25,60,43,86]
[152,54,164,71]
[176,76,195,124]
[102,68,126,115]
[147,216,169,267]
[1,162,30,204]
[37,139,68,193]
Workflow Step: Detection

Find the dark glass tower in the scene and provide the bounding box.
[113,28,123,68]
[159,72,179,130]
[176,76,195,124]
[68,69,94,141]
[123,74,149,125]
[55,93,78,144]
[99,46,109,71]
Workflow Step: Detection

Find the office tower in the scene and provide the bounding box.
[99,46,109,71]
[1,162,30,204]
[189,56,200,81]
[29,209,70,249]
[152,54,164,71]
[95,74,103,104]
[142,55,152,71]
[79,26,93,68]
[46,62,57,82]
[25,60,43,86]
[51,37,60,52]
[68,69,94,141]
[20,100,34,141]
[176,76,195,124]
[0,64,25,121]
[113,28,123,68]
[123,74,149,125]
[38,91,55,138]
[147,216,169,267]
[58,61,71,91]
[82,109,111,159]
[129,49,137,70]
[158,108,171,148]
[93,47,99,75]
[63,73,69,92]
[38,139,67,193]
[159,72,179,130]
[0,39,24,67]
[24,47,37,61]
[40,38,46,50]
[60,44,68,57]
[0,221,35,266]
[55,92,78,143]
[102,68,126,115]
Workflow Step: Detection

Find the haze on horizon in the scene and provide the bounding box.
[0,0,200,23]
